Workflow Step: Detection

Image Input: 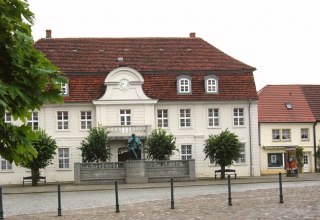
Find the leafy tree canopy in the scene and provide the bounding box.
[20,129,58,186]
[145,128,177,160]
[0,0,65,164]
[204,129,241,179]
[79,125,111,162]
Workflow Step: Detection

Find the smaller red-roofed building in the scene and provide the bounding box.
[258,85,318,174]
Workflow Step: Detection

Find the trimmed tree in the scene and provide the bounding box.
[0,0,65,165]
[295,146,304,173]
[316,145,320,172]
[145,128,177,160]
[20,129,58,186]
[79,125,111,162]
[204,129,241,179]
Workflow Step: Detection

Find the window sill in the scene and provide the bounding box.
[57,169,72,171]
[0,170,14,173]
[208,126,220,129]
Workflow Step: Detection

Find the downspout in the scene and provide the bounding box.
[313,122,318,172]
[248,99,253,176]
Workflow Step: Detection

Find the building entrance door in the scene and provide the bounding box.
[303,153,311,172]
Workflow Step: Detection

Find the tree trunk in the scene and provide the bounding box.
[221,165,226,179]
[31,168,40,186]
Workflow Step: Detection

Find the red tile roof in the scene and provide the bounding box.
[35,37,255,73]
[35,35,257,102]
[301,85,320,121]
[258,85,315,123]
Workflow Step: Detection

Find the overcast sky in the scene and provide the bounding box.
[28,0,320,91]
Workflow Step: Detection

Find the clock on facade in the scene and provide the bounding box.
[119,79,130,90]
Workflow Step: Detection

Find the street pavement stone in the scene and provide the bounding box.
[4,185,320,220]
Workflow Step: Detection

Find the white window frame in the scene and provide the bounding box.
[157,109,168,128]
[301,128,309,141]
[205,75,219,93]
[272,129,281,141]
[120,109,131,126]
[61,83,69,96]
[177,75,192,94]
[181,145,192,160]
[58,148,70,169]
[233,108,244,127]
[179,109,191,128]
[0,156,12,172]
[57,111,69,130]
[208,108,219,127]
[235,143,246,164]
[80,110,92,130]
[27,112,39,130]
[4,112,12,124]
[272,129,291,142]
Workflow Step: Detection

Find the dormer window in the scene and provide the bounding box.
[285,102,293,110]
[177,75,192,94]
[61,83,69,96]
[205,75,219,93]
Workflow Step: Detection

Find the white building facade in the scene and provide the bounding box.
[0,33,261,185]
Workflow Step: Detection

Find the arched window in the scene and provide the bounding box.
[205,75,219,93]
[177,75,192,94]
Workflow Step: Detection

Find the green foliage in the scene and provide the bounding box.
[145,128,177,160]
[316,145,320,160]
[203,129,241,179]
[295,146,304,172]
[20,129,58,186]
[0,0,66,165]
[79,126,111,162]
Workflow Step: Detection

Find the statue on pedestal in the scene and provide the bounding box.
[128,133,142,160]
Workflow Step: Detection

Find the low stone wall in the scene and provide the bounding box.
[74,162,126,184]
[74,160,195,184]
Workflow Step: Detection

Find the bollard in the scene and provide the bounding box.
[0,187,4,219]
[115,181,120,213]
[171,177,175,209]
[228,175,232,206]
[58,184,62,216]
[279,172,284,203]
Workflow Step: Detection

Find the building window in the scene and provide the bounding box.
[61,83,69,96]
[272,129,281,141]
[80,111,92,130]
[282,129,291,141]
[268,153,284,168]
[57,111,69,130]
[236,143,246,164]
[177,76,192,94]
[0,156,12,171]
[272,129,291,141]
[4,112,12,124]
[301,128,309,140]
[208,108,219,127]
[120,109,131,125]
[27,112,39,130]
[205,76,219,93]
[58,148,70,169]
[179,109,191,127]
[181,145,192,160]
[233,108,244,126]
[157,109,168,128]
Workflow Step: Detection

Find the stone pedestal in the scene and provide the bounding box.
[125,160,148,183]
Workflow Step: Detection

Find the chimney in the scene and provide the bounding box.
[46,29,52,38]
[117,57,125,67]
[189,32,196,38]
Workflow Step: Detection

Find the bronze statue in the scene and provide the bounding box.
[128,133,142,160]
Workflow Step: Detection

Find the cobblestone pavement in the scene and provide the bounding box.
[4,185,320,220]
